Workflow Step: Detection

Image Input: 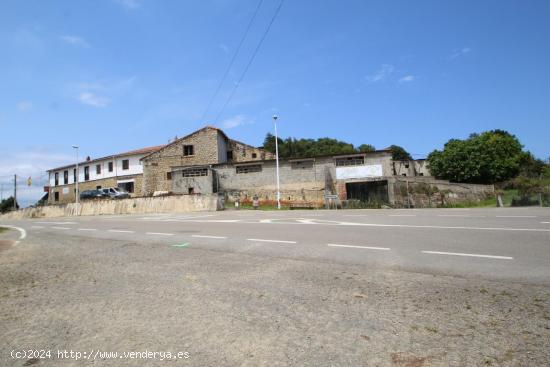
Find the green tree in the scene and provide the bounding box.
[262,133,369,158]
[358,144,376,153]
[427,130,523,184]
[0,197,18,213]
[388,145,412,161]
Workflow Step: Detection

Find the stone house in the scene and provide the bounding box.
[140,126,273,196]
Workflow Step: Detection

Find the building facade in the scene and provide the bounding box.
[47,146,163,204]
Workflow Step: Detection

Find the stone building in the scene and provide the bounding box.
[140,126,273,196]
[47,145,163,204]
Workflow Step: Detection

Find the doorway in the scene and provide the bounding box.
[345,180,389,204]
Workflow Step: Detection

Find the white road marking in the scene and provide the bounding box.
[541,222,550,224]
[247,238,297,244]
[52,226,71,230]
[108,229,134,233]
[192,235,227,239]
[31,226,45,229]
[496,215,537,218]
[421,251,513,260]
[437,215,486,218]
[388,214,416,217]
[327,244,390,251]
[78,228,97,231]
[36,221,76,225]
[146,232,175,236]
[1,225,27,245]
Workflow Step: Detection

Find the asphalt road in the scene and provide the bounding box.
[1,207,549,366]
[3,207,550,284]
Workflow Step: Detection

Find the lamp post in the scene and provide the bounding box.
[72,145,79,210]
[273,115,281,210]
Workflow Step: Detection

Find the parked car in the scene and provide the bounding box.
[80,189,108,200]
[100,187,130,199]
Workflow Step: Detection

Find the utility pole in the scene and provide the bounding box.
[273,115,281,210]
[1,183,3,202]
[14,174,17,211]
[72,145,80,212]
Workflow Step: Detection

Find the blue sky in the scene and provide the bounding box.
[1,0,549,206]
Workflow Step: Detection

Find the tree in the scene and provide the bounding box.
[388,145,412,161]
[427,130,523,184]
[358,144,376,153]
[262,133,372,159]
[0,197,18,213]
[518,152,545,178]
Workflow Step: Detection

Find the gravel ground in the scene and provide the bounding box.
[0,229,549,366]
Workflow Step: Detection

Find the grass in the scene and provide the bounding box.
[0,227,8,234]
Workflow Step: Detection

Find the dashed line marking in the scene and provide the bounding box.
[327,244,390,251]
[191,235,227,239]
[246,238,297,244]
[541,222,550,224]
[78,228,97,231]
[421,251,513,260]
[31,226,45,229]
[496,216,537,218]
[146,232,175,236]
[52,226,71,230]
[36,221,76,225]
[108,229,134,233]
[388,214,416,217]
[437,215,486,218]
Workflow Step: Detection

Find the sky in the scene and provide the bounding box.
[1,0,549,206]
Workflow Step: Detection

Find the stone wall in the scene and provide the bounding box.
[391,177,495,208]
[3,194,220,219]
[228,140,274,162]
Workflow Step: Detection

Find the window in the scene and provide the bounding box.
[96,186,102,190]
[226,151,233,161]
[84,166,90,181]
[118,182,134,193]
[404,163,410,168]
[54,192,59,201]
[54,172,59,186]
[108,162,113,172]
[419,173,424,176]
[73,169,77,183]
[291,160,314,170]
[242,148,246,157]
[183,145,194,156]
[96,164,101,174]
[236,164,262,174]
[166,172,172,180]
[122,159,129,170]
[252,153,257,159]
[182,168,208,177]
[188,187,194,194]
[335,156,364,167]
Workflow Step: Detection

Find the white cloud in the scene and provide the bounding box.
[78,92,110,108]
[399,75,415,83]
[116,0,140,9]
[366,64,394,82]
[221,115,251,129]
[60,35,90,48]
[17,101,32,111]
[450,47,471,59]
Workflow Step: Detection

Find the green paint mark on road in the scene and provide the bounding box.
[172,242,189,248]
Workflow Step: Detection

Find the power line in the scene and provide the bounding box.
[200,0,266,123]
[213,0,285,124]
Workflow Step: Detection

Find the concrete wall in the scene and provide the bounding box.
[3,194,220,219]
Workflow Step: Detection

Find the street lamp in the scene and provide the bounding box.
[72,145,79,210]
[273,115,281,210]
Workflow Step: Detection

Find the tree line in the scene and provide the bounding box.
[262,133,412,161]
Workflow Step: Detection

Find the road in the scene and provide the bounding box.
[1,207,549,366]
[4,207,550,283]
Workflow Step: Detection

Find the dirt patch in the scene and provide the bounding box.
[0,240,15,252]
